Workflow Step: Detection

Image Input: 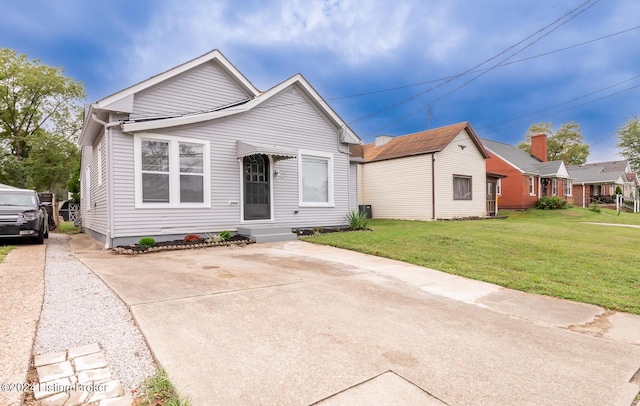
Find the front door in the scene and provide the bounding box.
[243,155,270,220]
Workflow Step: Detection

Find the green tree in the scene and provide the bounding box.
[25,130,80,193]
[517,121,590,165]
[616,115,640,172]
[0,48,85,189]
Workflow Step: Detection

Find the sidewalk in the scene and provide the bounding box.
[0,243,46,406]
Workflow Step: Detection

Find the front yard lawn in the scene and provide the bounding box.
[307,208,640,314]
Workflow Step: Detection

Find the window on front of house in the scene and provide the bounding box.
[496,178,501,195]
[135,134,210,207]
[298,150,334,207]
[552,179,558,196]
[453,175,472,200]
[529,176,535,195]
[565,179,572,196]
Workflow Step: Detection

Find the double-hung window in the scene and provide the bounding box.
[453,175,472,200]
[135,134,210,208]
[552,179,558,196]
[529,176,535,195]
[496,178,501,195]
[565,179,572,196]
[298,150,334,207]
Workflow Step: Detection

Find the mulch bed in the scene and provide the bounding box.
[114,234,253,255]
[295,227,369,237]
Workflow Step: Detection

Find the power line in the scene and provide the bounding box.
[328,23,640,101]
[366,0,601,136]
[348,0,597,127]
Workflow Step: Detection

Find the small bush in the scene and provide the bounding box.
[183,234,203,242]
[536,196,568,210]
[346,210,370,230]
[588,204,602,213]
[139,237,156,247]
[615,186,622,195]
[219,230,231,241]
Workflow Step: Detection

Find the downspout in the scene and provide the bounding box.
[90,114,120,249]
[431,153,436,220]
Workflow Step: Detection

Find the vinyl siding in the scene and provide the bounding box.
[81,133,108,236]
[131,61,251,120]
[111,84,352,240]
[349,161,358,211]
[435,130,487,218]
[358,154,433,220]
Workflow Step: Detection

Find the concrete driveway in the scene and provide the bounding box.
[70,236,640,406]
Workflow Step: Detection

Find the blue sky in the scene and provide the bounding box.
[2,0,639,161]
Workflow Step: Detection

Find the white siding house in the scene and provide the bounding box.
[79,50,361,248]
[353,122,489,220]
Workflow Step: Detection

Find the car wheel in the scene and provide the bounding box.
[34,226,45,244]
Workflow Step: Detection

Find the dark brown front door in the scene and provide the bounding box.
[243,155,270,220]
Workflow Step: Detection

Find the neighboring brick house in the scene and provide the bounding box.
[566,160,638,207]
[481,134,571,209]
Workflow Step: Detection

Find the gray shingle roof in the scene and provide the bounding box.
[577,160,629,172]
[567,167,626,184]
[481,138,566,177]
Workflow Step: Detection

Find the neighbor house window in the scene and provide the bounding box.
[453,175,472,200]
[529,176,535,195]
[565,179,572,196]
[298,150,334,207]
[496,178,501,195]
[134,134,210,208]
[552,179,558,196]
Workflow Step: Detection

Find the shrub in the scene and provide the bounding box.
[615,186,622,195]
[219,230,231,241]
[345,210,370,230]
[139,237,156,247]
[536,196,568,210]
[183,234,203,242]
[588,204,602,213]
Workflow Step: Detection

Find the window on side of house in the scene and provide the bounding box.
[135,134,210,208]
[565,179,572,196]
[298,150,334,207]
[97,140,103,186]
[453,175,472,200]
[496,178,501,195]
[529,176,535,195]
[552,179,558,196]
[85,166,91,210]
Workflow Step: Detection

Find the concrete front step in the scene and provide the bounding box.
[237,226,297,243]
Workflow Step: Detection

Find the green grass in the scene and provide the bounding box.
[0,246,16,263]
[307,207,640,314]
[58,221,82,234]
[138,369,190,406]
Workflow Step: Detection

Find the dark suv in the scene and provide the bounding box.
[0,188,49,244]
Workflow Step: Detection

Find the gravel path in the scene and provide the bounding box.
[34,234,156,392]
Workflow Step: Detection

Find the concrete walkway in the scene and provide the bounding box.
[71,235,640,406]
[0,243,45,406]
[582,221,640,229]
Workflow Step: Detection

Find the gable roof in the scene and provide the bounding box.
[481,138,568,178]
[80,50,360,146]
[352,122,488,163]
[567,166,627,184]
[575,160,630,173]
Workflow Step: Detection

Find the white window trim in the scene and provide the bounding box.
[496,178,501,196]
[298,149,334,207]
[529,176,536,196]
[85,166,92,210]
[552,179,558,196]
[133,133,211,209]
[566,179,572,196]
[97,140,103,186]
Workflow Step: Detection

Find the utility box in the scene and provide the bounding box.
[358,204,372,219]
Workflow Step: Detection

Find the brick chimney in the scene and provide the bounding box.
[531,133,548,162]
